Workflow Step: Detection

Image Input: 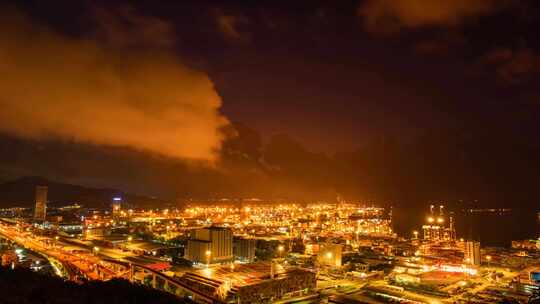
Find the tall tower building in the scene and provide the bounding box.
[34,186,48,221]
[112,197,122,221]
[537,212,540,239]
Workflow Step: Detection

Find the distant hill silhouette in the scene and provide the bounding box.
[0,176,171,209]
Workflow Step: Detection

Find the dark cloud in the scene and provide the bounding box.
[215,11,250,42]
[482,48,540,83]
[359,0,503,34]
[91,6,175,49]
[413,32,467,55]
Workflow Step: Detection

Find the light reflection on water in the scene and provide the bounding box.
[394,207,539,247]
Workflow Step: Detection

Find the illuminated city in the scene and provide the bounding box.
[1,188,539,303]
[1,1,540,304]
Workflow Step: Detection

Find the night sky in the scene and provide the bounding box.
[1,1,540,211]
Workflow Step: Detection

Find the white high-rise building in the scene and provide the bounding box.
[185,227,233,264]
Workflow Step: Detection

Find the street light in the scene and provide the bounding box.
[127,236,133,242]
[413,231,418,239]
[205,250,211,267]
[278,245,285,257]
[485,255,492,267]
[93,246,100,255]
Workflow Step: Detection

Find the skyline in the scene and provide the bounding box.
[0,188,539,303]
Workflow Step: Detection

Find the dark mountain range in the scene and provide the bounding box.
[0,176,171,209]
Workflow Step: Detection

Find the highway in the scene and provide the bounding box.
[0,222,121,281]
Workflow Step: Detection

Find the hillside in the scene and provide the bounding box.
[0,176,171,209]
[0,266,191,304]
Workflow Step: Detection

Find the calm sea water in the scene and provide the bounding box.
[393,207,540,247]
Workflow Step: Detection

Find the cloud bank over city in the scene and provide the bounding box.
[0,8,229,161]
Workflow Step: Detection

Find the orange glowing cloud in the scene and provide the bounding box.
[0,9,229,161]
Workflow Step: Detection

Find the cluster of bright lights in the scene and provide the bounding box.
[427,217,445,224]
[181,203,394,239]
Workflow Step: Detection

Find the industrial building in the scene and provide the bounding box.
[422,205,456,242]
[317,244,343,267]
[464,241,481,266]
[177,262,316,303]
[233,237,256,262]
[185,227,233,264]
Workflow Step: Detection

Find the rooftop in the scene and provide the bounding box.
[186,262,309,287]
